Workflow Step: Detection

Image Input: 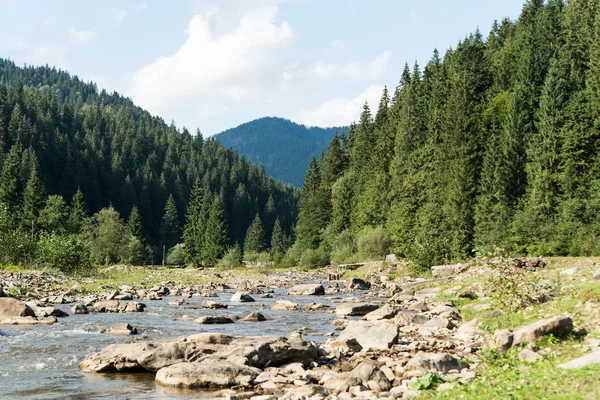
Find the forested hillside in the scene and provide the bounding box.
[0,59,299,267]
[216,117,345,187]
[290,0,600,269]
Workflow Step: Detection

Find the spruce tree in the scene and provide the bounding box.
[20,161,44,235]
[203,195,229,265]
[128,205,144,240]
[160,194,180,250]
[0,144,22,225]
[271,218,286,255]
[244,213,266,253]
[68,188,88,234]
[183,179,205,265]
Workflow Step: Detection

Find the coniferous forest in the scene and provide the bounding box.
[291,0,600,270]
[0,58,298,269]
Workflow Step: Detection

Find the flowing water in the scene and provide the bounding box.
[0,286,350,399]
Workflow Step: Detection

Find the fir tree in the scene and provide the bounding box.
[203,195,229,265]
[127,205,144,240]
[183,179,205,265]
[244,213,266,253]
[271,218,286,255]
[0,144,22,224]
[20,160,44,235]
[68,188,88,234]
[160,194,180,250]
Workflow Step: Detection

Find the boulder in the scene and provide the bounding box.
[155,360,261,388]
[454,318,484,342]
[0,297,36,319]
[168,299,185,306]
[107,322,138,335]
[202,301,228,309]
[414,288,440,299]
[518,349,541,363]
[350,362,392,392]
[0,316,57,325]
[335,303,379,317]
[271,300,298,311]
[493,328,514,354]
[593,269,600,280]
[287,284,325,296]
[345,278,370,290]
[92,300,145,313]
[241,312,266,322]
[404,352,463,378]
[394,311,429,327]
[559,350,600,369]
[338,320,398,350]
[27,303,69,318]
[362,304,400,321]
[231,292,255,303]
[281,384,329,399]
[79,333,319,372]
[431,263,469,278]
[71,304,89,314]
[195,315,235,324]
[512,316,573,347]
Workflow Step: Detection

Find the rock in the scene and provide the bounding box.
[414,287,440,299]
[362,304,400,321]
[0,287,4,297]
[335,303,379,317]
[79,333,319,372]
[422,316,452,330]
[404,352,464,378]
[27,303,69,318]
[345,278,371,290]
[454,318,484,342]
[287,284,325,296]
[271,300,298,311]
[512,316,573,346]
[168,299,185,306]
[385,254,399,263]
[338,320,398,350]
[394,311,429,327]
[322,338,363,353]
[0,316,57,325]
[107,322,138,335]
[92,300,145,313]
[593,269,600,280]
[231,292,255,303]
[155,360,261,388]
[0,297,36,319]
[202,301,228,309]
[350,362,392,392]
[559,349,600,369]
[407,301,428,312]
[431,263,469,278]
[281,384,329,399]
[494,328,514,354]
[323,374,362,394]
[518,349,541,363]
[114,294,133,301]
[71,303,89,314]
[195,315,235,324]
[241,312,266,322]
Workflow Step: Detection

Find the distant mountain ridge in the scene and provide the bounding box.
[216,117,347,187]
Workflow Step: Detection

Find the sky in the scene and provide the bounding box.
[0,0,526,135]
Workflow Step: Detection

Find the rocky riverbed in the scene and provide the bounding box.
[0,259,597,399]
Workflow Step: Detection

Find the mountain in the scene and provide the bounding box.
[216,117,347,187]
[0,59,299,261]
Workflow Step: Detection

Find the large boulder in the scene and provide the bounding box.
[27,303,69,318]
[71,304,89,314]
[338,320,398,350]
[335,303,379,317]
[241,312,266,322]
[350,362,392,392]
[404,352,464,378]
[155,360,260,388]
[287,284,325,296]
[362,304,400,321]
[106,322,138,335]
[345,278,371,290]
[195,316,235,325]
[559,350,600,369]
[79,333,319,373]
[431,263,469,278]
[230,292,255,303]
[271,300,298,311]
[92,300,145,313]
[512,316,573,346]
[0,297,36,319]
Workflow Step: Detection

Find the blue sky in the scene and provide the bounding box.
[0,0,525,135]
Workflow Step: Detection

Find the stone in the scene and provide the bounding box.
[431,264,469,278]
[71,303,89,314]
[92,300,145,313]
[107,322,138,335]
[407,301,428,312]
[155,360,261,388]
[559,349,600,369]
[362,304,400,321]
[27,303,69,318]
[494,329,514,354]
[202,301,228,309]
[454,318,483,342]
[512,316,573,347]
[231,292,255,303]
[593,269,600,280]
[0,287,4,297]
[79,333,319,372]
[241,312,266,322]
[195,315,235,324]
[414,288,440,299]
[385,254,399,263]
[350,362,392,392]
[0,297,36,319]
[518,349,541,363]
[404,352,464,378]
[338,320,398,350]
[271,300,298,311]
[422,317,452,330]
[0,316,56,325]
[345,278,371,290]
[287,284,325,296]
[323,374,362,394]
[335,303,379,317]
[114,294,133,301]
[168,299,185,306]
[281,384,329,399]
[394,311,429,327]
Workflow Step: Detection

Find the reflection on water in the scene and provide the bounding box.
[0,286,347,399]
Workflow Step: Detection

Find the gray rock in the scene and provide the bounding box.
[518,349,541,363]
[0,297,36,320]
[407,301,428,312]
[195,315,235,324]
[394,311,429,327]
[287,284,325,296]
[338,320,398,350]
[281,384,329,399]
[454,318,484,342]
[335,303,379,317]
[363,304,400,321]
[494,328,514,354]
[513,316,573,346]
[231,292,255,303]
[27,302,69,318]
[271,300,298,311]
[350,362,392,392]
[107,322,138,335]
[404,352,464,378]
[414,287,440,299]
[431,264,469,278]
[593,269,600,280]
[345,278,371,290]
[155,360,261,388]
[92,300,145,313]
[202,301,228,309]
[559,349,600,369]
[241,312,266,322]
[71,303,89,314]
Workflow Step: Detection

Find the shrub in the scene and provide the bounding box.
[126,236,150,265]
[330,230,357,266]
[37,233,91,274]
[218,244,243,269]
[243,251,272,263]
[300,247,330,267]
[166,243,185,265]
[357,226,391,260]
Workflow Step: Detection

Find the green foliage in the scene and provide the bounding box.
[37,232,91,274]
[0,229,36,265]
[357,226,391,260]
[20,160,44,234]
[270,218,286,255]
[38,195,69,233]
[160,195,180,249]
[219,244,243,269]
[243,251,272,263]
[183,180,207,266]
[244,213,266,253]
[411,372,444,390]
[126,236,149,266]
[329,230,357,266]
[68,188,88,234]
[166,243,185,266]
[299,247,330,268]
[85,206,129,265]
[203,195,229,265]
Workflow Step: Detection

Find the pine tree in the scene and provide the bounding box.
[0,144,22,225]
[244,213,266,253]
[68,188,88,234]
[38,195,69,233]
[183,179,205,265]
[203,195,229,265]
[263,195,276,243]
[128,205,144,240]
[20,159,44,235]
[160,194,180,250]
[271,218,286,255]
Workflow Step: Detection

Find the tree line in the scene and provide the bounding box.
[290,0,600,270]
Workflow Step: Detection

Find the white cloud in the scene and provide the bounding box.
[308,51,391,80]
[295,85,384,127]
[135,2,147,10]
[127,6,293,114]
[67,26,95,44]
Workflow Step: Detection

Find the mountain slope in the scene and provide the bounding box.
[216,117,346,187]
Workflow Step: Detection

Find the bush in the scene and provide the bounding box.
[126,236,150,265]
[166,243,185,265]
[330,230,357,266]
[0,230,37,265]
[219,244,243,269]
[244,251,272,263]
[357,226,391,260]
[300,247,330,267]
[37,233,91,274]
